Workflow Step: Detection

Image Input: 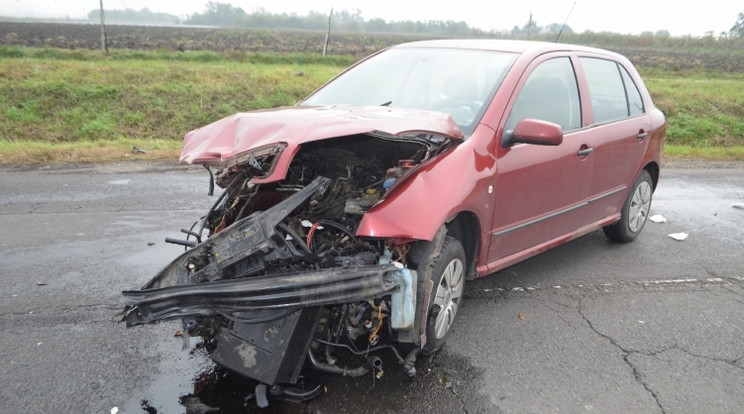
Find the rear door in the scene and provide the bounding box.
[576,56,653,225]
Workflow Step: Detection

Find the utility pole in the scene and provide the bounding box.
[99,0,109,55]
[323,8,333,57]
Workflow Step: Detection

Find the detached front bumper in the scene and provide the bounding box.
[122,264,401,386]
[121,264,400,326]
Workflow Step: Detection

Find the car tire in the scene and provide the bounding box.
[603,169,653,243]
[422,235,466,354]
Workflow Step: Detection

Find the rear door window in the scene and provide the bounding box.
[580,57,645,124]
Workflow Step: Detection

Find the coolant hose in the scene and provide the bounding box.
[307,348,369,377]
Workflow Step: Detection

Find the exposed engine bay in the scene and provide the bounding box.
[122,131,458,406]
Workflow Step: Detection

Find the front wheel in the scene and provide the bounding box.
[422,235,466,354]
[603,169,653,242]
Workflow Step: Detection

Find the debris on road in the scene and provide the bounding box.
[731,203,744,210]
[649,214,667,223]
[668,232,689,241]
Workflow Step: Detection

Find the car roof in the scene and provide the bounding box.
[392,39,622,60]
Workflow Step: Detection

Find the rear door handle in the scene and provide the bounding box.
[577,147,594,157]
[637,132,649,140]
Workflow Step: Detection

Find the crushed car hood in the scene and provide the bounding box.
[179,105,464,169]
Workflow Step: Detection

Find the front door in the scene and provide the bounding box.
[487,56,593,268]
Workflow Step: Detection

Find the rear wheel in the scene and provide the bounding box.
[603,169,653,242]
[422,235,465,353]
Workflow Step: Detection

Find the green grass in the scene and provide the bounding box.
[0,48,345,149]
[0,138,183,164]
[663,144,744,161]
[1,46,743,164]
[641,68,744,147]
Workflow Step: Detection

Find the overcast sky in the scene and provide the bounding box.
[2,0,742,36]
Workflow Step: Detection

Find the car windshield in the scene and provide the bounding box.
[301,47,517,136]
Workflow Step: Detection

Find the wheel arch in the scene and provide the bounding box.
[445,211,481,280]
[644,161,660,191]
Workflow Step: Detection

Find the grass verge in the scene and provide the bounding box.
[1,47,743,164]
[663,145,744,161]
[0,138,182,164]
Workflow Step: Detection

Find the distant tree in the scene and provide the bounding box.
[543,23,572,34]
[729,12,744,38]
[334,9,364,32]
[185,2,247,26]
[655,29,670,37]
[367,17,387,32]
[87,7,180,24]
[511,17,541,38]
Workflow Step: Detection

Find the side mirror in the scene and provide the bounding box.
[502,118,564,148]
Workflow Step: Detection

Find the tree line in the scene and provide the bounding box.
[90,3,744,40]
[89,2,574,37]
[86,7,180,25]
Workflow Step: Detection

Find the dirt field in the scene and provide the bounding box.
[0,22,427,58]
[2,22,744,71]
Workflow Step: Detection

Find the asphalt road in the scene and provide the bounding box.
[0,162,742,414]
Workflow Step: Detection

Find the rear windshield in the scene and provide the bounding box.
[301,48,516,136]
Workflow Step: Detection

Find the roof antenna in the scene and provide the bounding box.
[555,0,577,43]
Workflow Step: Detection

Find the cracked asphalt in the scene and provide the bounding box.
[0,162,742,414]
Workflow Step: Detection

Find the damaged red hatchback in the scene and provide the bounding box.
[123,39,665,405]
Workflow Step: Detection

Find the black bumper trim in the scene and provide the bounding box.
[122,264,399,326]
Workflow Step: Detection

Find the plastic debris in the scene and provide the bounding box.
[111,408,119,414]
[147,241,155,246]
[36,281,47,286]
[649,214,667,223]
[668,232,689,241]
[731,203,744,210]
[132,146,150,154]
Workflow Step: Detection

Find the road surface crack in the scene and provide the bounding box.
[721,285,744,304]
[432,361,469,414]
[578,298,666,414]
[545,297,581,330]
[673,346,744,372]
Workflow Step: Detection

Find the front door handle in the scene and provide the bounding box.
[637,132,649,140]
[577,147,594,157]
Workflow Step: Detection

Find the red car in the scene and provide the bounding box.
[123,39,665,405]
